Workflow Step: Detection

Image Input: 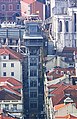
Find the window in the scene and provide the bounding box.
[5,104,9,110]
[3,72,6,76]
[3,38,6,44]
[3,55,6,59]
[30,102,37,109]
[11,63,14,67]
[3,63,6,67]
[17,4,20,10]
[30,70,37,77]
[59,21,62,32]
[11,72,14,76]
[30,48,38,55]
[30,80,37,87]
[13,104,17,110]
[74,13,76,32]
[30,92,37,98]
[1,4,6,11]
[65,21,69,32]
[10,39,12,44]
[9,4,13,10]
[16,40,18,45]
[30,26,37,33]
[30,58,37,66]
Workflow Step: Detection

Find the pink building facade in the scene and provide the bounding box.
[0,0,21,22]
[20,0,30,16]
[30,1,45,20]
[20,0,45,20]
[20,0,35,17]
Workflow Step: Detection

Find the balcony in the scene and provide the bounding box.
[3,108,22,113]
[9,109,22,113]
[23,31,43,39]
[25,41,43,47]
[0,28,25,39]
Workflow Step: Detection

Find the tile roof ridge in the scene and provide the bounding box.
[52,92,65,106]
[55,114,77,118]
[51,83,67,94]
[0,77,22,90]
[54,103,71,111]
[1,84,21,96]
[55,91,65,104]
[54,103,65,110]
[7,91,20,100]
[6,77,10,81]
[63,85,75,91]
[2,88,21,98]
[0,51,6,55]
[5,47,23,60]
[7,77,22,85]
[0,47,9,55]
[52,85,76,105]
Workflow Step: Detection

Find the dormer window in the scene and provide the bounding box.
[2,55,9,60]
[3,55,6,59]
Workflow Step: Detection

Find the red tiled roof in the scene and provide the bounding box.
[54,103,70,111]
[13,85,22,90]
[55,114,77,119]
[0,47,23,60]
[0,77,22,96]
[0,113,17,119]
[52,84,66,94]
[47,68,75,80]
[0,116,15,119]
[54,104,65,110]
[0,85,21,96]
[49,83,77,106]
[48,83,61,89]
[0,77,22,86]
[0,89,21,100]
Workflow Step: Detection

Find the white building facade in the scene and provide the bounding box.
[50,0,77,51]
[0,47,23,82]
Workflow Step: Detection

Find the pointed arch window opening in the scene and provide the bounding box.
[74,13,76,32]
[59,21,62,32]
[65,21,69,32]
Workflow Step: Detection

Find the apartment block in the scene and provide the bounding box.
[0,0,21,22]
